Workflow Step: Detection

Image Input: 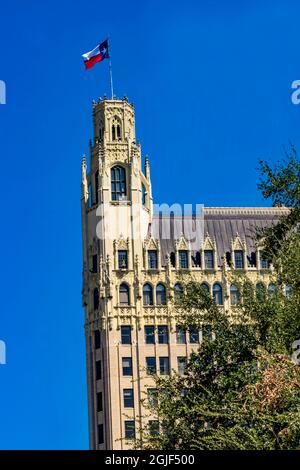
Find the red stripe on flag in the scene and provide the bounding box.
[84,54,103,70]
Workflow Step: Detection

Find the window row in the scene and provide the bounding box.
[119,325,212,345]
[92,281,287,311]
[111,249,271,270]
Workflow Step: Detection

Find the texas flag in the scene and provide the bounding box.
[82,39,109,70]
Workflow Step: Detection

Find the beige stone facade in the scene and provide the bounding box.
[81,97,288,450]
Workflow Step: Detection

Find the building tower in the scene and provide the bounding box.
[81,97,153,449]
[81,96,288,450]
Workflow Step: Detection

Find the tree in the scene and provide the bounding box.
[138,149,300,450]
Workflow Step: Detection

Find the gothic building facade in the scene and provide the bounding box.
[81,97,287,449]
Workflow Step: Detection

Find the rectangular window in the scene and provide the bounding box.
[123,389,134,408]
[121,326,131,345]
[179,250,188,269]
[122,357,133,376]
[177,356,187,375]
[176,325,186,344]
[92,254,98,273]
[234,250,244,269]
[98,424,104,444]
[204,250,214,269]
[202,324,212,342]
[124,420,135,439]
[148,420,159,436]
[159,357,170,375]
[148,250,158,269]
[94,330,101,349]
[158,325,169,344]
[96,360,102,380]
[146,357,156,375]
[260,253,270,269]
[147,388,158,408]
[97,392,103,412]
[118,250,128,269]
[189,328,199,344]
[145,326,155,344]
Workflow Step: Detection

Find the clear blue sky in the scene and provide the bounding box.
[0,0,299,449]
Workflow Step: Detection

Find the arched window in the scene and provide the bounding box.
[174,283,183,302]
[256,282,265,301]
[200,282,210,292]
[143,283,153,306]
[156,283,166,305]
[119,283,130,306]
[213,283,223,305]
[111,166,126,201]
[117,124,121,139]
[95,170,99,205]
[93,288,99,310]
[142,184,146,205]
[268,283,277,298]
[230,284,240,305]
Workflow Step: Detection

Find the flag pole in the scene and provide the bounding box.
[108,37,114,99]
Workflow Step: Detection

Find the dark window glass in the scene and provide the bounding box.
[112,125,116,141]
[119,283,130,305]
[260,252,270,269]
[96,360,102,380]
[256,282,265,301]
[145,326,155,344]
[146,357,156,375]
[202,324,212,342]
[189,328,199,344]
[234,250,244,269]
[170,252,176,267]
[111,166,126,201]
[179,250,188,268]
[125,420,135,439]
[93,288,99,310]
[176,325,186,344]
[159,357,170,375]
[98,424,104,444]
[230,284,240,305]
[147,388,158,408]
[94,330,101,349]
[158,325,169,344]
[117,124,121,139]
[143,283,153,305]
[97,392,103,412]
[268,283,277,298]
[148,420,159,436]
[213,283,223,305]
[121,326,131,345]
[200,282,210,291]
[88,183,92,208]
[204,250,214,269]
[92,254,98,273]
[177,356,187,375]
[123,389,134,408]
[148,250,158,269]
[118,250,128,269]
[174,283,183,302]
[95,170,99,205]
[122,357,133,376]
[156,283,166,305]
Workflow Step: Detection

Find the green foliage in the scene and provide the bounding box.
[138,149,300,450]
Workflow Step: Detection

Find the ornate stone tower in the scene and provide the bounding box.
[81,96,288,451]
[81,97,153,449]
